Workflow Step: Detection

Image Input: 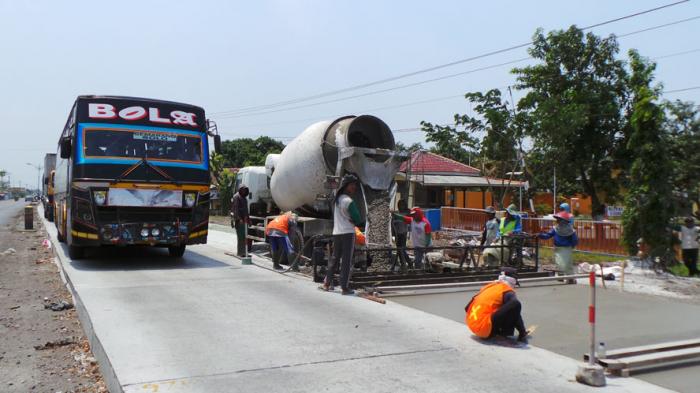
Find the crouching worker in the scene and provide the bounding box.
[465,267,528,343]
[265,212,298,270]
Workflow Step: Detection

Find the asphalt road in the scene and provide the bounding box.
[394,284,700,393]
[0,199,28,227]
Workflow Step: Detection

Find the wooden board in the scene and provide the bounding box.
[583,338,700,362]
[604,347,700,373]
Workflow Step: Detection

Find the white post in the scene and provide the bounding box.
[553,167,557,214]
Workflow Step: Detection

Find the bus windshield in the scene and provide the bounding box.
[83,128,203,163]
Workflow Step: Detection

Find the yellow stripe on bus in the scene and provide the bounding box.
[109,183,210,193]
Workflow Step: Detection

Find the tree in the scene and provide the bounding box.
[664,100,700,216]
[0,170,6,190]
[420,121,478,164]
[394,141,424,154]
[220,136,285,168]
[513,26,628,218]
[621,50,673,255]
[456,89,525,207]
[210,153,236,214]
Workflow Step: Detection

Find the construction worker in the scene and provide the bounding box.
[390,200,411,272]
[559,202,575,224]
[407,207,432,271]
[538,211,578,281]
[231,184,251,257]
[481,206,499,247]
[465,267,528,343]
[265,212,298,270]
[500,204,522,237]
[320,174,364,295]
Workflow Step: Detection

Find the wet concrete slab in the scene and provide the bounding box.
[393,283,700,392]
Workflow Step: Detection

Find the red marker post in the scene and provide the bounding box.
[576,270,606,386]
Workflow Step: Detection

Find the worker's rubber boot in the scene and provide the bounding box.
[273,263,283,270]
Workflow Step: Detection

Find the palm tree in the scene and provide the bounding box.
[0,170,6,190]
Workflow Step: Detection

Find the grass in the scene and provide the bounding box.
[537,247,623,265]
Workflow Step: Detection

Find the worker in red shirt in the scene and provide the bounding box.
[394,207,432,271]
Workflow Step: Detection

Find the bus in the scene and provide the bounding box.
[54,96,221,259]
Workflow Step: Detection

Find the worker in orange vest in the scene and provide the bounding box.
[265,212,297,270]
[465,267,528,343]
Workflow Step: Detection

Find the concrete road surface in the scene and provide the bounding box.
[41,213,670,393]
[0,199,27,227]
[394,284,700,393]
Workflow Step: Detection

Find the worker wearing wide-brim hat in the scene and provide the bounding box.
[499,204,522,237]
[539,211,578,280]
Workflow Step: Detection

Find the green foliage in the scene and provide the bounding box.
[621,50,673,254]
[220,136,285,168]
[419,121,477,164]
[210,153,236,214]
[394,141,424,153]
[513,26,628,217]
[664,100,700,214]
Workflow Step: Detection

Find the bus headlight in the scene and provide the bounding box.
[140,228,150,237]
[93,190,107,206]
[184,192,196,207]
[151,228,160,237]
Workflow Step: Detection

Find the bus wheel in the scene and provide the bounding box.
[168,245,186,258]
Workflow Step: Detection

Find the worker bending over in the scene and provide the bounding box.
[265,211,298,270]
[465,267,528,343]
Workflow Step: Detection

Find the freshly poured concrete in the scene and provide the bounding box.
[394,284,700,392]
[43,219,671,393]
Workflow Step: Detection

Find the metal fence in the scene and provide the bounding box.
[441,207,627,255]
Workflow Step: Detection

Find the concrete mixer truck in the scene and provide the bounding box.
[239,115,407,260]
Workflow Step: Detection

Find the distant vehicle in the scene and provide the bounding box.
[42,153,57,221]
[25,195,34,202]
[53,95,221,259]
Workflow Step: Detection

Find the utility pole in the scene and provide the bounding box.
[553,167,557,214]
[26,163,42,195]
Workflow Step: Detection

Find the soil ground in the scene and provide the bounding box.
[0,203,106,392]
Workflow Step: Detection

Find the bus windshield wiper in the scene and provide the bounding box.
[112,155,178,185]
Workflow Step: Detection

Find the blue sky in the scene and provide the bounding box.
[1,0,698,187]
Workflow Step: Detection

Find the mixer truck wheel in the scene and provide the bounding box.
[288,228,304,269]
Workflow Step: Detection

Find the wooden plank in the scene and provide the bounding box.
[583,338,700,362]
[602,347,700,371]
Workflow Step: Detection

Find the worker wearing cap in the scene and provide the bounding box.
[500,204,522,237]
[559,202,575,224]
[539,211,578,280]
[231,184,251,257]
[481,206,500,247]
[465,267,528,343]
[320,174,364,295]
[403,207,432,271]
[265,212,297,270]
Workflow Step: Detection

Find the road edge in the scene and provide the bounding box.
[38,206,125,393]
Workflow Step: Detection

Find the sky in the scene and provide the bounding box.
[1,0,699,189]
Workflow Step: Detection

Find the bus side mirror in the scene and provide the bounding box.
[213,135,222,154]
[59,137,72,159]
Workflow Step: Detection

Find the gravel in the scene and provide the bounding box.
[363,188,392,271]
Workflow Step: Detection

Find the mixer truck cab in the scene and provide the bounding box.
[234,166,273,217]
[53,95,221,259]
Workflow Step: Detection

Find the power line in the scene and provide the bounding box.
[215,44,700,130]
[664,86,700,94]
[209,0,690,116]
[213,13,700,121]
[213,59,531,120]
